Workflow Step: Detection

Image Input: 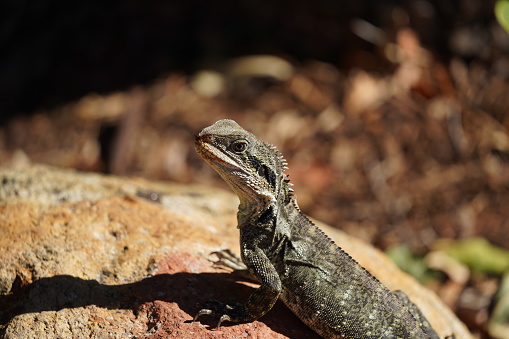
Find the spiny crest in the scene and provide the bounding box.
[272,159,294,206]
[266,142,294,195]
[267,143,289,171]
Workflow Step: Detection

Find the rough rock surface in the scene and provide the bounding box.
[0,164,471,338]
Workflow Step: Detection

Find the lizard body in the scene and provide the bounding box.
[194,119,442,338]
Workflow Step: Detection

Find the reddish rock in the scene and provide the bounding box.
[0,164,471,338]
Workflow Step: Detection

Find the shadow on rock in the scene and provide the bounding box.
[0,271,318,338]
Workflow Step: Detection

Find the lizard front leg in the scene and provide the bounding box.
[194,247,282,327]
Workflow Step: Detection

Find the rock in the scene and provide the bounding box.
[0,164,471,338]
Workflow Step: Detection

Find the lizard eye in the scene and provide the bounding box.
[230,139,248,153]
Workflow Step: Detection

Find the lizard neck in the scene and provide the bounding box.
[237,186,292,230]
[237,195,273,228]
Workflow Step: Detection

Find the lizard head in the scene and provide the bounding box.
[195,119,292,212]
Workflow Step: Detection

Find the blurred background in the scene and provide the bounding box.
[2,0,509,337]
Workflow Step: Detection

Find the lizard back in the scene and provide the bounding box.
[273,200,437,338]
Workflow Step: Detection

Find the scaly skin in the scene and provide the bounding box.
[194,119,442,338]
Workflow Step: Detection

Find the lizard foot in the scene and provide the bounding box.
[211,249,247,271]
[193,299,252,328]
[210,250,257,282]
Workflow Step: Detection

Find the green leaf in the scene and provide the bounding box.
[445,237,509,276]
[495,1,509,34]
[386,244,439,284]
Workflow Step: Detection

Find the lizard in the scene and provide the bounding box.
[193,119,445,338]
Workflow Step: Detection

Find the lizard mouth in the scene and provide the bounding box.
[195,135,224,165]
[195,136,212,155]
[195,134,249,179]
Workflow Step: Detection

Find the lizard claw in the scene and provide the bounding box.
[193,309,231,329]
[193,299,248,327]
[217,314,232,328]
[193,308,212,321]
